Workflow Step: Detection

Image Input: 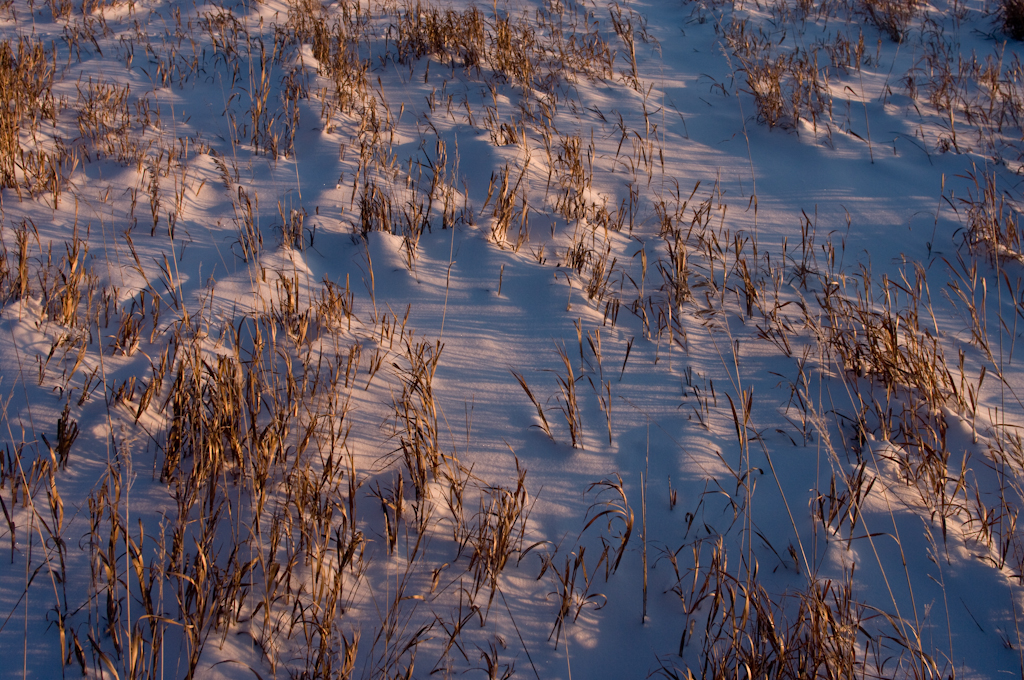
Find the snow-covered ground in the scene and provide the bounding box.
[0,0,1023,676]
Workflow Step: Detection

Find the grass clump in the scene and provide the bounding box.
[960,167,1023,263]
[1000,0,1024,40]
[861,0,916,42]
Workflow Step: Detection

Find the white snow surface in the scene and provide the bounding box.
[0,0,1022,677]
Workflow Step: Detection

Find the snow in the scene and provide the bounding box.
[0,0,1023,677]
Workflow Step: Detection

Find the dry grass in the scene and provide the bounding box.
[725,20,833,130]
[959,166,1022,263]
[1,0,1022,677]
[861,0,917,42]
[1000,0,1024,40]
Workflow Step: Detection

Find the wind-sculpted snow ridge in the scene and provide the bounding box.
[0,0,1023,677]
